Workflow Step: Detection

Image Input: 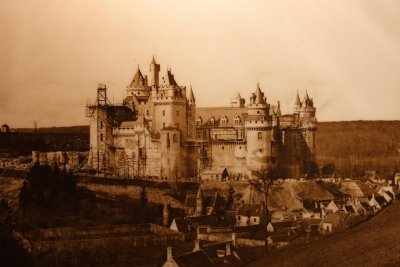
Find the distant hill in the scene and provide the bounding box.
[317,121,400,177]
[16,125,89,134]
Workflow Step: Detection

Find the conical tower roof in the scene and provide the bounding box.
[188,86,195,103]
[295,91,301,106]
[129,67,145,88]
[254,83,265,104]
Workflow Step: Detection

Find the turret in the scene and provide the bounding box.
[187,86,196,140]
[245,83,273,170]
[149,56,160,87]
[230,91,245,107]
[294,91,301,114]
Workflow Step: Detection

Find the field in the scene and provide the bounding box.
[252,201,400,267]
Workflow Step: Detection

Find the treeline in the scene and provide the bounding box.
[19,163,77,209]
[0,132,89,156]
[317,121,400,177]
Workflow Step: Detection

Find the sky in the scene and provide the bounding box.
[0,0,399,127]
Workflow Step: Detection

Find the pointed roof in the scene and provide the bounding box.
[129,67,145,88]
[276,101,282,117]
[151,55,156,64]
[188,86,195,103]
[295,91,301,106]
[305,90,310,101]
[254,83,265,104]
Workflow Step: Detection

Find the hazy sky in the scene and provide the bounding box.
[1,0,399,127]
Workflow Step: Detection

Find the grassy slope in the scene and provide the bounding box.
[252,201,400,267]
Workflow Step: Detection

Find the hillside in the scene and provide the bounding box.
[252,201,400,267]
[317,121,400,177]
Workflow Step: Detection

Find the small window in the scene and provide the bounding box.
[173,134,177,143]
[146,110,149,116]
[239,146,241,149]
[100,121,103,129]
[100,133,103,141]
[257,110,260,114]
[196,116,202,126]
[222,146,224,150]
[163,110,165,116]
[176,110,179,117]
[138,92,140,95]
[259,149,263,152]
[258,132,262,140]
[221,116,228,126]
[254,218,256,222]
[163,123,165,128]
[209,116,215,126]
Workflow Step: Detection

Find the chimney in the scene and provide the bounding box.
[225,242,231,256]
[231,232,236,247]
[167,246,173,260]
[193,240,202,252]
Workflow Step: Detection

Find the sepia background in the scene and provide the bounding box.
[0,0,399,127]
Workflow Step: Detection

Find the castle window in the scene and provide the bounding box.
[221,116,228,126]
[100,134,103,141]
[239,146,241,149]
[176,110,180,117]
[146,110,149,116]
[138,92,140,95]
[234,116,241,125]
[258,132,262,140]
[257,111,260,114]
[222,146,224,150]
[259,149,263,152]
[173,134,177,143]
[209,116,215,126]
[163,110,165,116]
[100,121,103,129]
[163,123,165,128]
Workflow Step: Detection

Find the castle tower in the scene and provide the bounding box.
[149,56,160,87]
[187,86,196,140]
[195,187,204,216]
[152,68,188,140]
[160,127,183,180]
[230,91,245,107]
[299,91,317,156]
[245,83,274,170]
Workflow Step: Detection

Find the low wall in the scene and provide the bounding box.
[29,224,185,254]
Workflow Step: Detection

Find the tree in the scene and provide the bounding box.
[140,186,148,207]
[0,200,33,266]
[249,166,279,256]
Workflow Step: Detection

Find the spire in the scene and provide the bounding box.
[188,85,195,103]
[276,101,282,117]
[254,82,265,104]
[151,55,156,64]
[295,90,301,107]
[305,90,310,101]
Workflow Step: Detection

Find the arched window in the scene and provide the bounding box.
[234,116,241,125]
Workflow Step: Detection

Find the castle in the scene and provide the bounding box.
[86,57,317,180]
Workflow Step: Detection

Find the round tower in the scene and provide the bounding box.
[160,127,183,180]
[245,83,273,170]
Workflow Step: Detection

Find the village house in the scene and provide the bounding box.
[162,239,245,267]
[236,203,265,227]
[320,213,350,234]
[184,187,225,217]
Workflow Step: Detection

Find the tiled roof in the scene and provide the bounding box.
[236,204,264,217]
[196,107,247,127]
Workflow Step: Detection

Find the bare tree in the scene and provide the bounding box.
[33,120,38,134]
[249,166,279,256]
